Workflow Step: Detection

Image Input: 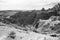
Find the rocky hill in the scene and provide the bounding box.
[0,3,60,40]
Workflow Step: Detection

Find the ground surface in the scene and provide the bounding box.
[0,22,59,40]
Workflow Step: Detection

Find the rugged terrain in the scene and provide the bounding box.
[0,22,59,40]
[0,3,60,40]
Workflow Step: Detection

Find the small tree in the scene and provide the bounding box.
[41,8,45,11]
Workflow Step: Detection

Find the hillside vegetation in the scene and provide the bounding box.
[0,3,60,35]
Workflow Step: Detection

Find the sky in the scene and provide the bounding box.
[0,0,60,10]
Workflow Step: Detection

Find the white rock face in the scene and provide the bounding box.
[36,16,60,34]
[0,22,59,40]
[15,30,59,40]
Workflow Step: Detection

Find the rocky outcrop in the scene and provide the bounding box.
[36,16,60,35]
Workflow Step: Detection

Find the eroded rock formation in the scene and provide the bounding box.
[36,16,60,35]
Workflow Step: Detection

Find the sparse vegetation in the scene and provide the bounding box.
[0,3,60,34]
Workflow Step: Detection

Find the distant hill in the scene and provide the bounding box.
[0,10,19,16]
